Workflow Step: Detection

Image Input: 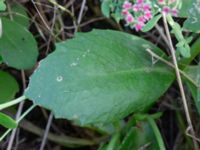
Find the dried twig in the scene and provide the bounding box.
[163,14,199,150]
[145,48,200,88]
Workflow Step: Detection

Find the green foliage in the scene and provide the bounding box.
[0,112,17,129]
[0,71,19,104]
[106,132,121,150]
[167,15,191,58]
[183,0,200,33]
[1,0,200,148]
[0,0,6,11]
[101,0,112,18]
[142,14,162,32]
[99,113,164,150]
[179,38,200,69]
[184,66,200,114]
[25,30,174,125]
[101,0,123,22]
[11,3,29,28]
[118,122,160,150]
[178,0,193,18]
[0,18,38,69]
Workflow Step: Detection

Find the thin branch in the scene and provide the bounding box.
[7,71,27,150]
[39,112,54,150]
[0,105,36,142]
[145,48,200,88]
[31,0,51,32]
[75,0,86,32]
[163,14,199,150]
[186,126,200,143]
[155,24,170,50]
[47,0,74,18]
[64,17,106,30]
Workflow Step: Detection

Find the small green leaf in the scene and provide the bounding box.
[0,71,19,104]
[142,14,162,32]
[101,0,112,18]
[179,38,200,68]
[184,65,200,115]
[183,0,200,33]
[0,0,6,11]
[119,122,160,150]
[0,112,17,128]
[25,30,174,125]
[0,18,38,69]
[177,45,191,58]
[176,41,185,48]
[112,7,123,23]
[185,36,193,44]
[178,0,193,18]
[167,15,191,58]
[106,132,120,150]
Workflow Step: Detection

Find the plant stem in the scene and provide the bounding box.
[75,0,86,33]
[0,95,26,111]
[47,0,74,19]
[163,14,199,150]
[39,112,54,150]
[155,24,170,50]
[7,70,27,150]
[0,105,36,141]
[20,119,99,147]
[107,132,120,150]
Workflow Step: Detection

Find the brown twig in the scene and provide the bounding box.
[145,48,200,88]
[163,14,199,150]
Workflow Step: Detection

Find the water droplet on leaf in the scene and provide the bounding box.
[56,76,63,82]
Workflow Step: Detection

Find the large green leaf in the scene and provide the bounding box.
[25,30,174,125]
[0,18,38,69]
[184,65,200,114]
[0,71,19,104]
[183,0,200,33]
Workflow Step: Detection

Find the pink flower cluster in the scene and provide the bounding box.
[121,0,179,31]
[122,0,152,31]
[158,0,178,16]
